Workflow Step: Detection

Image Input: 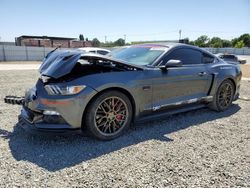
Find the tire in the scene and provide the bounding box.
[84,90,133,140]
[209,79,235,112]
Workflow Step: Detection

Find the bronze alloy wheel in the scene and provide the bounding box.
[217,82,234,109]
[94,96,129,135]
[209,79,235,112]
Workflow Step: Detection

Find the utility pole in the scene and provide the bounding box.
[104,35,107,43]
[179,30,182,40]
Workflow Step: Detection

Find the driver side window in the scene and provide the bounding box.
[162,48,202,65]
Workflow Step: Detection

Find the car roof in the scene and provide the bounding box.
[131,42,201,50]
[131,43,214,55]
[78,47,110,52]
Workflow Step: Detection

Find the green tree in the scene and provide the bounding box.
[231,38,238,47]
[92,38,101,47]
[114,38,125,46]
[79,34,84,41]
[189,41,195,46]
[234,40,244,48]
[194,35,209,47]
[238,33,250,47]
[222,40,232,47]
[209,37,223,48]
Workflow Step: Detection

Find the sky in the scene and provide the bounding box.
[0,0,249,42]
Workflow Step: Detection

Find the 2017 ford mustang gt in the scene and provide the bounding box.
[4,43,242,140]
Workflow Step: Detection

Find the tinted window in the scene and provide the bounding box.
[97,50,109,55]
[203,53,214,64]
[163,48,202,65]
[89,50,96,53]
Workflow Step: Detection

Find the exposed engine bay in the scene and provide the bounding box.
[39,51,143,84]
[41,55,141,84]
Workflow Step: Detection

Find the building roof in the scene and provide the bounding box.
[16,35,77,40]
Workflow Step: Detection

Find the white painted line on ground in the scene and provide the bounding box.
[0,64,40,70]
[242,77,250,81]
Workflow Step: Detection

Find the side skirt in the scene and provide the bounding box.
[135,95,214,124]
[136,103,207,124]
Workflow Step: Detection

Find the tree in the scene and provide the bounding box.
[194,35,209,47]
[222,40,232,47]
[234,40,244,48]
[238,33,250,47]
[114,38,125,46]
[92,38,101,47]
[231,38,238,47]
[79,34,84,41]
[209,37,223,48]
[179,38,189,44]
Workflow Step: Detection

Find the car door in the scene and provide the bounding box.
[151,47,213,110]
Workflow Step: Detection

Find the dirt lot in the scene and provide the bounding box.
[0,70,249,187]
[241,64,250,78]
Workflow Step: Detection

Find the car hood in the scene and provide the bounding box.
[39,50,143,79]
[223,60,239,65]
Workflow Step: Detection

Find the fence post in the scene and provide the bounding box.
[25,46,28,61]
[43,46,46,58]
[3,45,6,61]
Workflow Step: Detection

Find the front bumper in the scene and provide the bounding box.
[18,106,81,134]
[14,79,98,133]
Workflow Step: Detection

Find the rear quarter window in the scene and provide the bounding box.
[203,53,215,64]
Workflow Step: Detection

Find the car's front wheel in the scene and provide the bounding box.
[84,90,133,140]
[209,79,235,111]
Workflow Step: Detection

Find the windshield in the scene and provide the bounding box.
[110,46,167,65]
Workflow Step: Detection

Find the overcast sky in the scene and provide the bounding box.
[0,0,249,42]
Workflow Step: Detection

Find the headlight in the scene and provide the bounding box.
[45,85,86,95]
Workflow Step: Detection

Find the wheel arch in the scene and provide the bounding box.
[226,77,236,91]
[217,77,236,94]
[81,87,136,129]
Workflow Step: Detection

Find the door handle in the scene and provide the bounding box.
[198,72,207,76]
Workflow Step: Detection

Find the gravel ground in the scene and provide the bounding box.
[0,70,249,187]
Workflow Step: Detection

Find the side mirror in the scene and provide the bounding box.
[159,59,182,70]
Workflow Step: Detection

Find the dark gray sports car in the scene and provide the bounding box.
[5,43,242,140]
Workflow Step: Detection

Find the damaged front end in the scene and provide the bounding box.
[4,50,142,134]
[5,86,81,134]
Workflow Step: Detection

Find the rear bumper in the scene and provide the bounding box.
[18,107,81,135]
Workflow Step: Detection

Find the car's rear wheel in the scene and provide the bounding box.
[209,79,235,111]
[84,90,132,140]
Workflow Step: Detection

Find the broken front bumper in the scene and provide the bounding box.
[4,96,25,105]
[4,79,98,134]
[17,106,81,134]
[18,108,81,134]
